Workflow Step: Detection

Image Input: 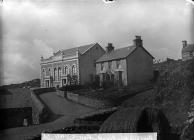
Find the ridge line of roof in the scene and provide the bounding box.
[81,42,98,55]
[96,45,136,63]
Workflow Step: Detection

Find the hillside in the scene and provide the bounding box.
[121,59,194,134]
[1,79,40,89]
[154,59,194,131]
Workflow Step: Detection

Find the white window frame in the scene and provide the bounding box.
[63,65,69,75]
[54,68,57,81]
[72,64,76,75]
[42,68,46,77]
[58,67,61,80]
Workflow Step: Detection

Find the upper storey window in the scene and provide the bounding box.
[72,65,76,75]
[64,66,68,75]
[101,62,104,71]
[42,68,45,77]
[108,61,112,69]
[48,68,51,76]
[54,68,57,81]
[58,67,61,80]
[116,60,121,69]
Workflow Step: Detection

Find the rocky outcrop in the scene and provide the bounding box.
[181,98,194,140]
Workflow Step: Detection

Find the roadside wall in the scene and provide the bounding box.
[30,87,56,124]
[66,92,114,109]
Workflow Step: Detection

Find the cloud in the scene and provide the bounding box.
[1,0,192,85]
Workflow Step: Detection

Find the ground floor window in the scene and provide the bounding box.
[62,78,67,86]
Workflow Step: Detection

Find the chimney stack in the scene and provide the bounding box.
[106,43,114,53]
[133,36,143,47]
[182,40,187,48]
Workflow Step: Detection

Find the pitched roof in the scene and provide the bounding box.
[182,44,194,54]
[96,46,137,63]
[96,45,154,63]
[53,43,97,58]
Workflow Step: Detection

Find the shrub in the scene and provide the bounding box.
[90,75,100,89]
[59,85,83,91]
[102,80,114,89]
[186,59,194,94]
[67,74,78,85]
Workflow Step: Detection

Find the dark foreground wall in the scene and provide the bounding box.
[0,107,32,130]
[31,87,56,124]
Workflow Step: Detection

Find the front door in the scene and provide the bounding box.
[116,71,122,87]
[46,80,50,87]
[62,78,67,86]
[118,71,122,87]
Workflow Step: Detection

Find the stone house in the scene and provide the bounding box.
[182,40,194,61]
[96,36,154,87]
[40,43,105,87]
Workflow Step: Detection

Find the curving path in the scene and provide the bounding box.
[39,92,95,116]
[0,92,96,140]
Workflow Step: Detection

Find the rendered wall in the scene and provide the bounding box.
[79,44,105,85]
[41,58,79,87]
[126,47,153,85]
[96,59,128,86]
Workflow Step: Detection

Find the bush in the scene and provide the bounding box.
[59,85,84,91]
[102,80,114,89]
[90,75,100,89]
[82,75,100,90]
[186,59,194,94]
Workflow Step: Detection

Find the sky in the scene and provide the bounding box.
[1,0,194,85]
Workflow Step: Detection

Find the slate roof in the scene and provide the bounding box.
[96,45,154,63]
[52,43,97,58]
[182,44,194,53]
[96,46,136,63]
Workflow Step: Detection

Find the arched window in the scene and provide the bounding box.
[54,68,57,81]
[42,68,45,78]
[64,66,68,75]
[48,68,51,76]
[72,65,76,75]
[58,67,61,80]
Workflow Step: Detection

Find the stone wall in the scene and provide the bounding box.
[66,92,114,109]
[56,90,66,97]
[30,87,56,124]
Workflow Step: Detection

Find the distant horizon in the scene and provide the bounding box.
[1,0,193,85]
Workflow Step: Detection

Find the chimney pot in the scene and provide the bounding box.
[106,43,114,53]
[133,35,143,47]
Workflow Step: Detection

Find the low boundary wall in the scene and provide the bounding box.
[66,92,114,109]
[30,87,56,124]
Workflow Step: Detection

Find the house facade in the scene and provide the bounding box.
[182,40,194,61]
[96,36,154,87]
[40,43,105,87]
